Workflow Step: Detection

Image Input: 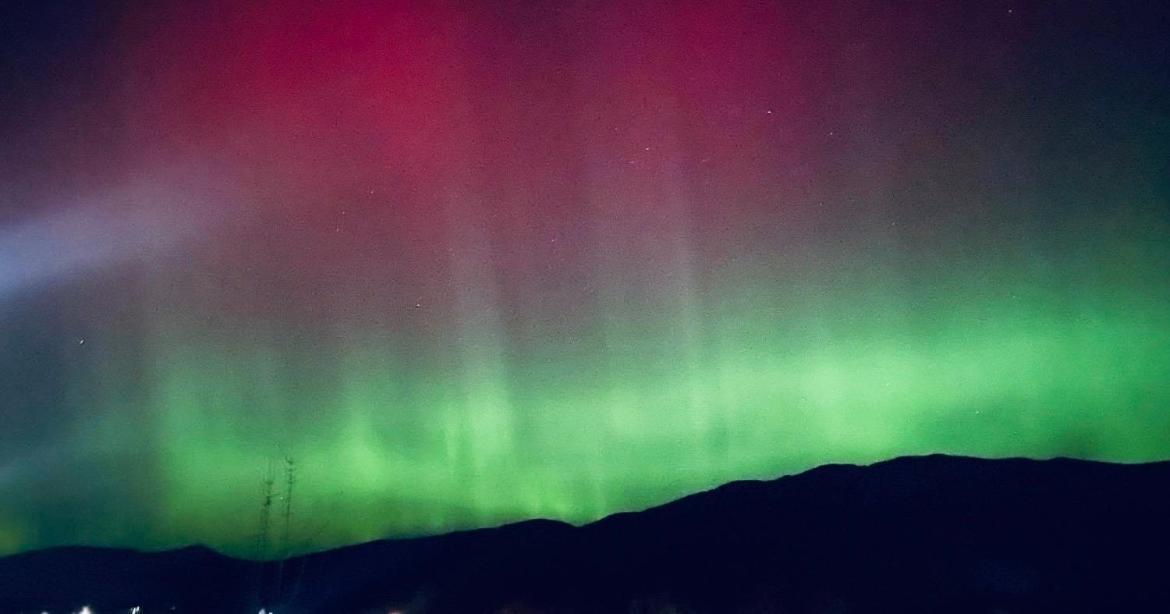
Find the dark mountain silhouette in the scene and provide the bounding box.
[3,455,1169,613]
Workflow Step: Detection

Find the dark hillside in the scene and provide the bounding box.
[3,456,1169,613]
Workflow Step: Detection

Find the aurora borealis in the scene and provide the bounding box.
[1,0,1168,558]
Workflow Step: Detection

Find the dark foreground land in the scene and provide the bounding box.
[3,455,1169,613]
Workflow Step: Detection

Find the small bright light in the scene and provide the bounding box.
[79,607,93,614]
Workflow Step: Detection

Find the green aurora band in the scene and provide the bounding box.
[11,213,1167,558]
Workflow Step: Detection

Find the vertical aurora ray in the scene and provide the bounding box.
[1,0,1168,556]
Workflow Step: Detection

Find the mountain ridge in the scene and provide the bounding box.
[3,454,1169,612]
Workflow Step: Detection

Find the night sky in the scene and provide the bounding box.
[1,0,1168,558]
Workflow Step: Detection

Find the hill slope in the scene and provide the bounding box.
[3,455,1169,612]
